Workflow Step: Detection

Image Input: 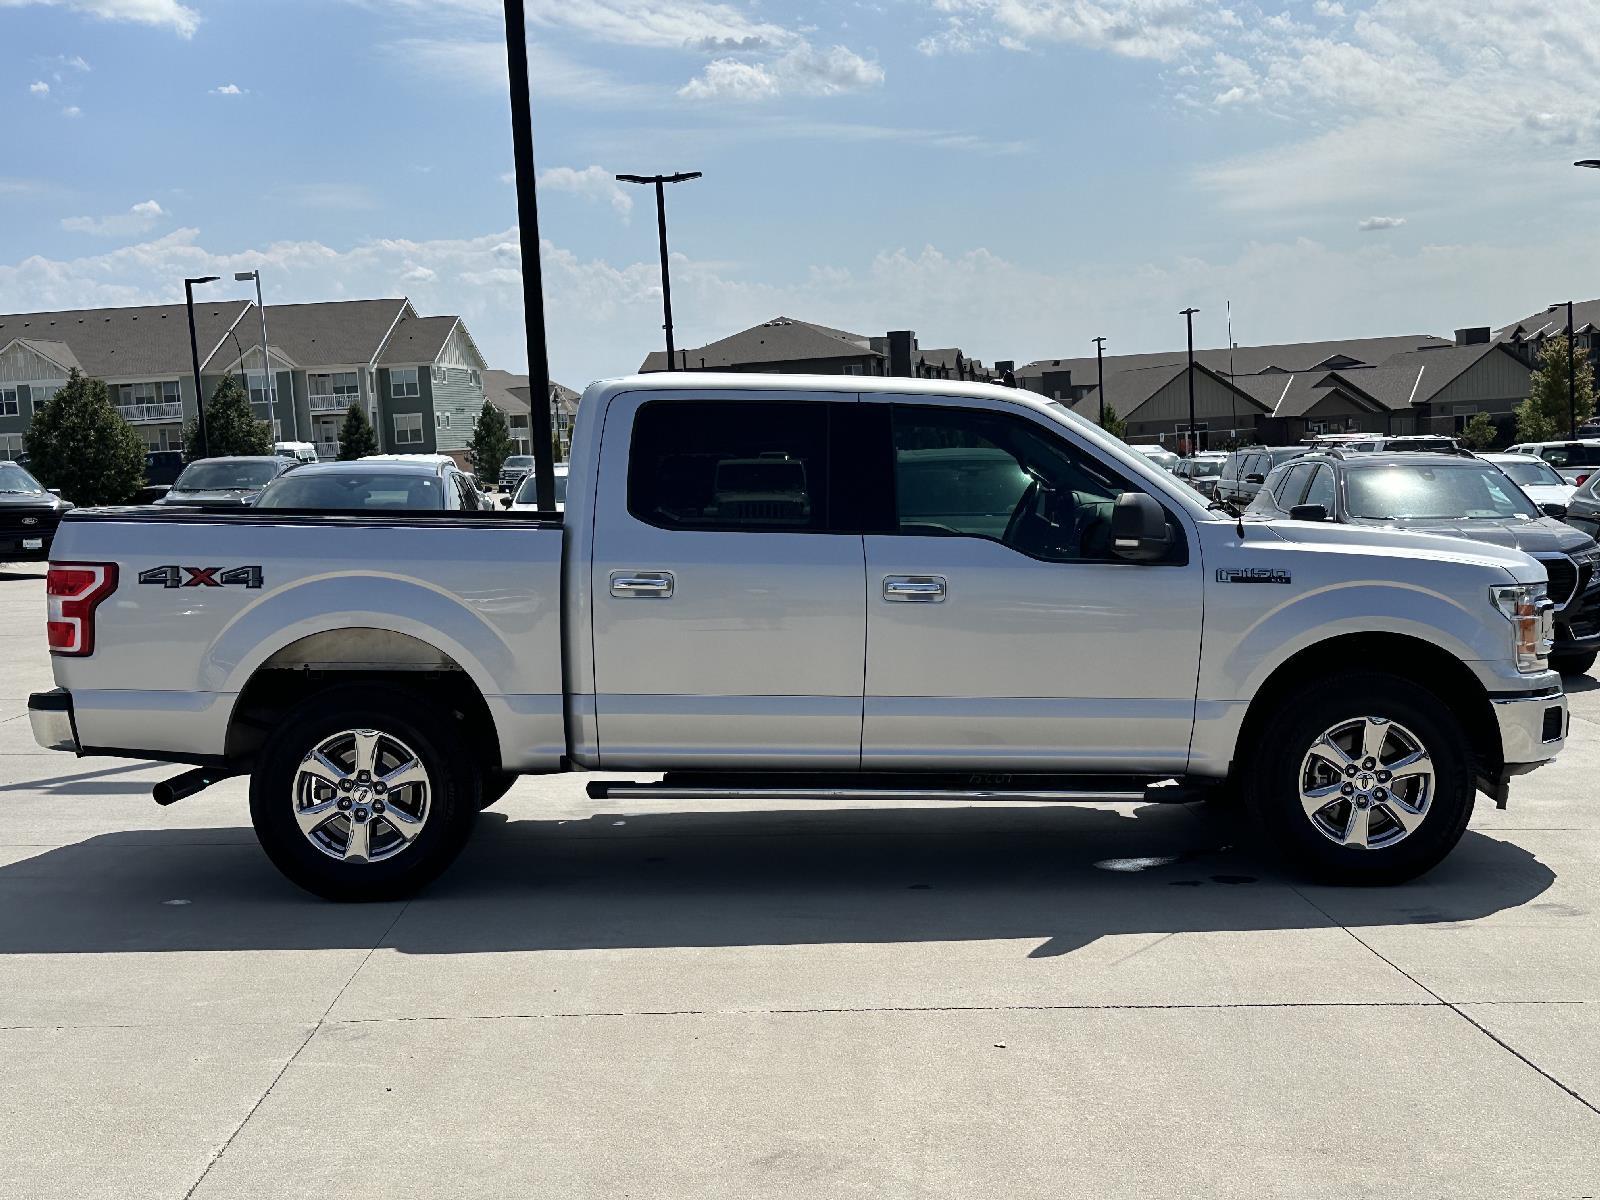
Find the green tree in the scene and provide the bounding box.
[1516,333,1596,443]
[467,400,515,483]
[23,369,147,506]
[1098,403,1127,440]
[1459,411,1499,450]
[336,401,378,460]
[183,375,271,459]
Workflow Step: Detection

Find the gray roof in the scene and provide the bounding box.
[0,302,253,378]
[483,369,579,417]
[215,298,411,369]
[376,315,459,366]
[4,337,83,372]
[1495,300,1600,343]
[640,316,881,372]
[1062,359,1269,421]
[1020,333,1452,385]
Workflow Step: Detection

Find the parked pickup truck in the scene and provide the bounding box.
[30,375,1569,899]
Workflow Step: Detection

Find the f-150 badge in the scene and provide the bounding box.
[1216,567,1291,585]
[138,565,263,589]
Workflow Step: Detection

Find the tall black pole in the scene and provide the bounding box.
[184,275,218,460]
[1181,307,1200,455]
[1569,300,1578,439]
[618,171,701,371]
[1093,336,1106,429]
[504,0,556,512]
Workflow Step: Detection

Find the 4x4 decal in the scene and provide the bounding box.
[138,565,264,590]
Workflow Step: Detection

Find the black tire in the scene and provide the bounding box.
[478,769,516,810]
[249,684,479,901]
[1553,651,1597,677]
[1242,672,1475,885]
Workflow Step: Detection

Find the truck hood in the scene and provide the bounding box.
[160,489,257,507]
[1346,514,1592,555]
[1253,518,1549,583]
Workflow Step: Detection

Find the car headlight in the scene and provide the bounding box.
[1491,583,1555,673]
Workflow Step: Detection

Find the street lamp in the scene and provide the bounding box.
[184,275,220,460]
[234,270,286,443]
[1180,307,1200,455]
[616,171,702,370]
[1092,336,1107,429]
[1548,301,1579,439]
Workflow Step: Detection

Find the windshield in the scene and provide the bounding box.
[1535,444,1600,468]
[503,457,534,471]
[1496,460,1566,488]
[0,464,45,494]
[514,473,567,504]
[256,471,443,510]
[174,460,280,491]
[1190,460,1224,477]
[1346,463,1541,520]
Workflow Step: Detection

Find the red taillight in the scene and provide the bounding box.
[46,562,117,657]
[1576,473,1591,487]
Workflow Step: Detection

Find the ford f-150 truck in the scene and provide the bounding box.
[29,375,1568,899]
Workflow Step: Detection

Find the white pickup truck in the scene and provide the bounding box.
[30,375,1568,899]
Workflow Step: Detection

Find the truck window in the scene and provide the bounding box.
[1303,465,1337,512]
[1275,463,1315,507]
[628,400,830,531]
[890,405,1139,563]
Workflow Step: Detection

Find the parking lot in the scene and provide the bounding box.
[1,561,1597,1198]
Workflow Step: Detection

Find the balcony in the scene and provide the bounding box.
[309,392,359,414]
[116,401,183,424]
[315,439,340,460]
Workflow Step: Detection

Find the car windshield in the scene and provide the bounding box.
[1269,448,1307,466]
[0,464,45,493]
[1496,460,1566,487]
[1190,460,1224,477]
[256,471,443,510]
[514,473,567,504]
[503,457,534,470]
[174,461,280,490]
[1536,444,1600,468]
[1346,463,1541,520]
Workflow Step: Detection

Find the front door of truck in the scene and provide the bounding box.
[589,392,868,769]
[860,399,1204,771]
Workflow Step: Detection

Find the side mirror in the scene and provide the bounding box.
[499,496,513,509]
[1111,492,1171,563]
[1289,503,1328,522]
[1541,502,1569,519]
[1244,473,1265,485]
[47,488,62,498]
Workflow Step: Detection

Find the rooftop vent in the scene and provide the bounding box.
[1454,327,1490,346]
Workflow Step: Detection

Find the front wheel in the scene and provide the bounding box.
[249,685,479,901]
[1553,650,1597,677]
[1244,673,1475,885]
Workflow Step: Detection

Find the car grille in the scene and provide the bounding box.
[1540,555,1581,608]
[0,507,61,540]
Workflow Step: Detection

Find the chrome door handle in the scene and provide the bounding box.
[610,571,675,599]
[883,575,946,602]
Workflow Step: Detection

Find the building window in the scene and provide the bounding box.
[431,366,446,384]
[393,412,424,444]
[162,380,180,405]
[246,371,271,406]
[843,364,864,376]
[0,388,17,417]
[436,413,451,429]
[391,368,420,399]
[470,369,481,386]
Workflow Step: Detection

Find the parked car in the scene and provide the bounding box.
[1171,451,1228,498]
[1130,444,1180,471]
[29,374,1570,899]
[1336,434,1462,454]
[1481,453,1576,513]
[505,463,569,512]
[0,460,73,562]
[1504,439,1600,486]
[254,457,488,512]
[274,441,320,465]
[155,456,296,509]
[498,454,536,492]
[144,450,185,486]
[1249,450,1600,675]
[1216,445,1309,507]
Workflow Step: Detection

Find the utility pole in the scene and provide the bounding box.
[503,0,556,511]
[1180,307,1200,455]
[617,171,701,370]
[1568,300,1578,439]
[184,275,219,460]
[1092,336,1107,429]
[1226,300,1237,448]
[235,270,285,442]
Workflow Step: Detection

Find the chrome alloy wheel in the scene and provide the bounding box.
[1298,716,1434,850]
[291,729,430,864]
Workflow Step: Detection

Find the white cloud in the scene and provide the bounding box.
[60,105,81,117]
[29,80,50,96]
[396,38,656,107]
[0,0,199,36]
[927,0,1221,62]
[210,83,244,95]
[679,44,884,100]
[536,165,634,219]
[59,199,166,235]
[1358,216,1406,232]
[374,0,795,53]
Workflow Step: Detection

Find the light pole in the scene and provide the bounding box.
[234,270,287,443]
[616,171,701,370]
[1548,301,1578,439]
[1092,335,1107,429]
[184,275,220,460]
[1180,307,1200,455]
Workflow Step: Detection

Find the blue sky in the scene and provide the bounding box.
[4,0,1600,387]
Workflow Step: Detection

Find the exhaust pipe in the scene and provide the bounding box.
[153,766,237,806]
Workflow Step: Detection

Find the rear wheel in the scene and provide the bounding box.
[1243,673,1475,885]
[249,685,478,901]
[1553,650,1597,677]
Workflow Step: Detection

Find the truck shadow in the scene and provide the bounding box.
[0,801,1558,958]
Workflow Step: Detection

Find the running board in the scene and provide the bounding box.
[587,772,1207,805]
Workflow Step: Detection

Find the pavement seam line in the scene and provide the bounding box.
[1291,884,1600,1120]
[179,900,413,1199]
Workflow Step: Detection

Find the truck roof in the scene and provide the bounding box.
[591,372,1051,409]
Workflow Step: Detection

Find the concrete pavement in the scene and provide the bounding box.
[0,562,1596,1197]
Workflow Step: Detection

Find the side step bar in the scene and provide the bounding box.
[587,772,1207,805]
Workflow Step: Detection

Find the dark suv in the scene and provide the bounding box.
[1216,446,1309,508]
[1251,450,1600,674]
[0,460,73,562]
